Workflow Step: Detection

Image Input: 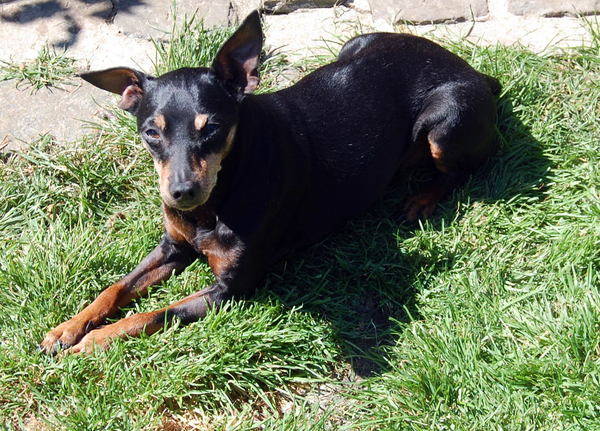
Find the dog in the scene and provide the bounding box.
[40,11,499,354]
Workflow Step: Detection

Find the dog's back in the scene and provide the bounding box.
[244,33,499,247]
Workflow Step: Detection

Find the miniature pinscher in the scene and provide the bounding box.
[41,11,500,354]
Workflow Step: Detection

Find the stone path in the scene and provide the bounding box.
[0,0,597,149]
[0,81,113,148]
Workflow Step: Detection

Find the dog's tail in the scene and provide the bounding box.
[483,74,502,96]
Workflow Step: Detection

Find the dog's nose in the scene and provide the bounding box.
[169,182,199,203]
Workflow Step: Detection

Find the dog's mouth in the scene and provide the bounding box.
[156,147,230,213]
[166,201,202,212]
[161,193,208,212]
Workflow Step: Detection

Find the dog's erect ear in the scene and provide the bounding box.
[212,10,263,98]
[80,67,151,112]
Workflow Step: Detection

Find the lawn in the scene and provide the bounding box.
[0,15,598,431]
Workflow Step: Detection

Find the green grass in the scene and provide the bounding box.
[0,15,599,431]
[151,11,290,89]
[0,45,76,92]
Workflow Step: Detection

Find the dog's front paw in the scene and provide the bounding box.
[40,318,94,355]
[65,325,120,355]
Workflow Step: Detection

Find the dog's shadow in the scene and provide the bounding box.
[256,96,550,378]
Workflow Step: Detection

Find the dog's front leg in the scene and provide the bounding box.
[64,239,263,354]
[40,236,197,354]
[64,283,227,354]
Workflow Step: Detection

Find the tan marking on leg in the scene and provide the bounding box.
[65,311,163,354]
[66,287,217,354]
[154,114,166,130]
[206,252,229,277]
[428,136,449,173]
[194,113,209,130]
[40,243,184,354]
[404,189,443,222]
[223,124,237,155]
[199,234,239,277]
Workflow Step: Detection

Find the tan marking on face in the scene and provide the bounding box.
[153,125,237,211]
[154,159,172,203]
[190,125,238,204]
[194,113,209,130]
[154,114,166,130]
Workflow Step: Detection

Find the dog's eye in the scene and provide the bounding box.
[144,129,160,140]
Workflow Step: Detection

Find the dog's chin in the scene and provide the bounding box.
[162,197,207,212]
[172,203,201,212]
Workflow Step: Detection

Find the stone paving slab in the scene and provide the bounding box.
[368,0,489,25]
[263,0,339,14]
[0,1,160,70]
[263,7,367,60]
[0,80,113,150]
[113,0,236,40]
[0,0,252,69]
[507,0,600,17]
[392,15,594,52]
[268,7,594,59]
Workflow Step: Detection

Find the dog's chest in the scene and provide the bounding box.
[163,205,217,248]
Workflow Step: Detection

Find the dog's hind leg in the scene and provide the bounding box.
[404,83,498,221]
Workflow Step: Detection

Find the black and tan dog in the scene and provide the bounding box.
[40,11,499,354]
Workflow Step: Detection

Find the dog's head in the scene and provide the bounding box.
[81,11,263,211]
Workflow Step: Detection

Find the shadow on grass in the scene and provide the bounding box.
[258,94,550,377]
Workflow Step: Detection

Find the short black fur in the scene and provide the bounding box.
[41,11,500,354]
